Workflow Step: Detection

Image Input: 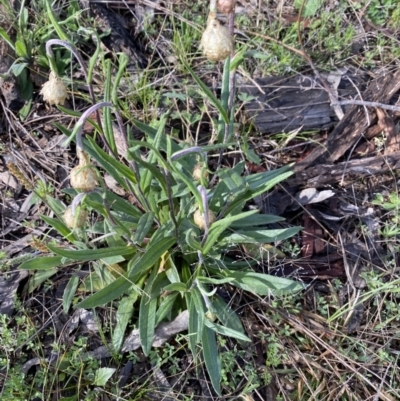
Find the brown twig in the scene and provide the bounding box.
[332,100,400,112]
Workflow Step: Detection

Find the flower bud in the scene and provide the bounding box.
[40,71,68,106]
[192,163,209,181]
[201,17,233,62]
[63,206,88,228]
[193,209,216,230]
[205,310,217,322]
[218,0,236,14]
[70,150,98,192]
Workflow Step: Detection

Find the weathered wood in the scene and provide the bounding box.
[288,150,400,187]
[242,72,367,134]
[295,69,400,171]
[90,1,147,69]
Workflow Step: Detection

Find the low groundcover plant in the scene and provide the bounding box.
[20,110,302,393]
[18,5,303,394]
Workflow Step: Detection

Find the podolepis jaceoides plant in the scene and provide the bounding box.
[19,5,303,394]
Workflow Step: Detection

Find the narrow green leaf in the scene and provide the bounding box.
[162,282,187,292]
[77,273,135,309]
[45,196,66,215]
[202,326,221,395]
[27,269,57,293]
[128,140,170,171]
[197,277,234,285]
[134,212,155,244]
[212,295,248,346]
[217,162,246,191]
[41,215,77,241]
[15,40,28,58]
[141,115,167,193]
[229,271,304,296]
[170,165,203,212]
[93,367,116,386]
[0,27,15,51]
[139,267,160,356]
[186,293,199,361]
[63,275,79,313]
[103,59,116,152]
[45,0,69,41]
[205,320,250,342]
[185,229,202,251]
[191,287,205,343]
[182,59,228,124]
[294,0,324,17]
[10,62,28,77]
[245,164,294,192]
[221,57,230,112]
[128,151,167,194]
[131,118,157,137]
[87,30,102,85]
[113,293,136,351]
[219,226,302,245]
[54,122,72,140]
[230,48,246,71]
[139,295,157,356]
[155,293,179,325]
[19,256,63,270]
[112,53,129,105]
[85,137,137,187]
[202,210,259,255]
[229,213,284,228]
[103,190,142,220]
[77,237,175,308]
[47,244,136,262]
[128,236,175,277]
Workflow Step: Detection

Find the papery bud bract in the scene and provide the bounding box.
[192,163,209,181]
[201,17,233,62]
[40,71,68,106]
[193,209,216,230]
[218,0,236,14]
[205,310,217,322]
[69,151,98,192]
[63,206,88,228]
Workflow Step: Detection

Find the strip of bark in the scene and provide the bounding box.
[289,151,400,187]
[295,69,400,172]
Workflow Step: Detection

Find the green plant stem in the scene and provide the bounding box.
[45,39,97,106]
[211,10,237,186]
[210,0,217,14]
[164,168,179,239]
[128,160,157,220]
[70,102,112,150]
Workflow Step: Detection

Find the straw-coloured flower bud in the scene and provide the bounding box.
[218,0,236,14]
[205,310,217,322]
[70,150,98,192]
[63,206,88,229]
[40,71,68,106]
[192,163,209,181]
[194,209,216,230]
[201,17,233,62]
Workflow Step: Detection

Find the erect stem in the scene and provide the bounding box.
[211,3,237,186]
[64,101,112,150]
[199,185,211,243]
[46,39,97,106]
[46,39,105,136]
[209,0,217,14]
